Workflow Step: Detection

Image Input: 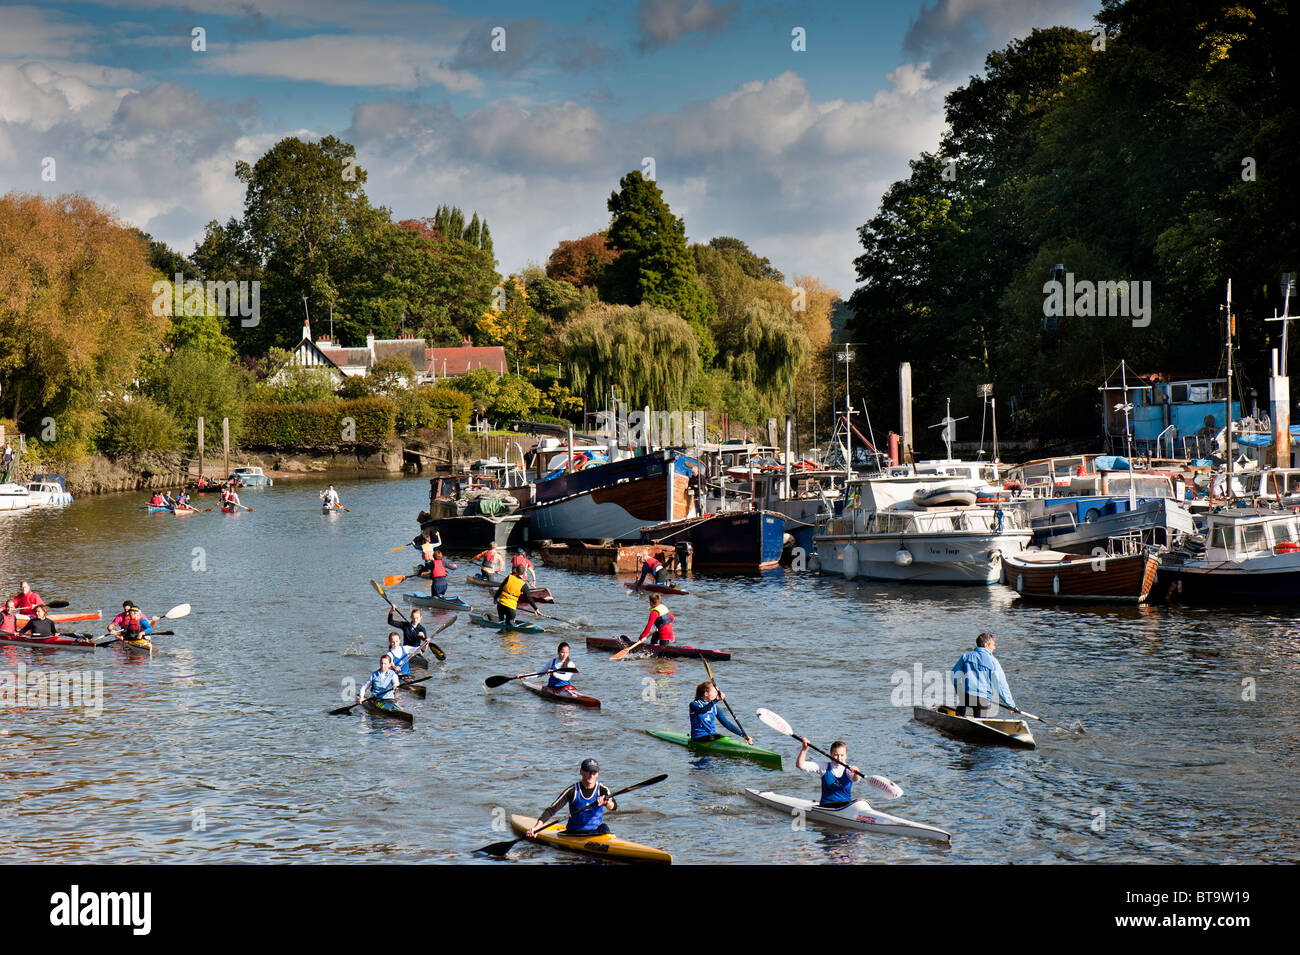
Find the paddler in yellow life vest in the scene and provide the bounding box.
[638,594,675,646]
[491,565,539,627]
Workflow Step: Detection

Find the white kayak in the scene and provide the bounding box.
[744,789,951,844]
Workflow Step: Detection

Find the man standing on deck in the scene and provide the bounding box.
[387,605,429,648]
[951,632,1016,717]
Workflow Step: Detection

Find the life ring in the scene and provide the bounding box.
[1275,541,1300,554]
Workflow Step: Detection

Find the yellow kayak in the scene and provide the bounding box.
[508,815,672,865]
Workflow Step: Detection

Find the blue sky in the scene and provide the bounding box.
[1,0,1097,303]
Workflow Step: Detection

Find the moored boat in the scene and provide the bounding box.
[25,474,73,507]
[228,466,273,487]
[1157,510,1300,602]
[0,483,30,511]
[521,680,601,708]
[508,814,672,864]
[1002,545,1158,603]
[644,729,781,769]
[912,705,1036,748]
[744,789,951,843]
[585,635,730,661]
[361,697,414,725]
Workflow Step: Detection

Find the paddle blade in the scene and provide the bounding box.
[868,775,904,798]
[382,574,407,587]
[328,703,358,716]
[427,642,446,662]
[756,707,795,738]
[371,579,388,600]
[45,600,71,609]
[164,603,192,620]
[477,836,523,857]
[389,543,411,553]
[484,675,513,689]
[434,616,457,635]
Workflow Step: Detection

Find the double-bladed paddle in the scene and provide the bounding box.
[756,708,904,798]
[369,580,449,661]
[476,773,669,857]
[610,633,647,661]
[701,656,750,741]
[329,675,433,715]
[107,603,191,640]
[483,666,578,690]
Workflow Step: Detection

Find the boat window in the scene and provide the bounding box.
[1209,524,1232,551]
[1273,521,1298,544]
[1242,523,1269,552]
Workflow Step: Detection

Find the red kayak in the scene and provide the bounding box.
[16,610,102,625]
[521,680,601,708]
[624,582,690,596]
[585,635,730,661]
[0,631,113,651]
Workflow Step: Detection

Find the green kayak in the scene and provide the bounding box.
[470,612,545,634]
[644,729,782,770]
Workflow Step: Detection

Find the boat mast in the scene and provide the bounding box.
[1225,280,1235,501]
[1120,359,1136,510]
[838,345,854,484]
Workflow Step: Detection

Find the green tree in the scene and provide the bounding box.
[144,346,250,449]
[559,303,699,410]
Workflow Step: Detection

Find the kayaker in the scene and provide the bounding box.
[110,604,158,641]
[387,604,429,648]
[637,594,674,646]
[176,489,191,508]
[384,631,428,677]
[415,532,442,572]
[17,604,58,639]
[951,632,1016,716]
[526,758,618,838]
[321,485,341,509]
[149,492,166,508]
[0,597,19,635]
[471,542,505,579]
[795,738,863,809]
[525,641,578,696]
[426,549,457,598]
[492,566,539,628]
[511,548,537,586]
[109,599,135,631]
[634,553,668,589]
[221,486,242,509]
[690,681,753,744]
[358,654,401,705]
[13,581,44,614]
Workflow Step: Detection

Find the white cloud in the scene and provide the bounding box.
[904,0,1097,79]
[635,0,740,49]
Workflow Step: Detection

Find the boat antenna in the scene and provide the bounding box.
[1117,360,1136,510]
[929,398,967,461]
[1225,280,1235,501]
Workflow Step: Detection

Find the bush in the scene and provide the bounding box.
[144,346,250,449]
[101,397,180,456]
[394,390,436,433]
[424,386,474,430]
[243,397,396,448]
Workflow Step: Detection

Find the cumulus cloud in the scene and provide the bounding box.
[635,0,740,50]
[904,0,1097,80]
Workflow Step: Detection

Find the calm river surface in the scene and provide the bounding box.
[1,476,1296,864]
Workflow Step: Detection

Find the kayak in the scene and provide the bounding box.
[322,504,341,514]
[403,592,473,612]
[912,705,1036,749]
[470,612,544,634]
[173,505,200,515]
[361,697,414,726]
[115,634,153,654]
[221,504,238,514]
[16,610,102,625]
[398,678,427,699]
[508,814,672,865]
[0,632,113,651]
[467,572,502,588]
[743,789,952,844]
[466,572,555,604]
[644,729,781,769]
[585,635,731,661]
[521,680,601,709]
[147,505,172,514]
[625,582,690,596]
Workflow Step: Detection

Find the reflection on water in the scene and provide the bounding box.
[0,476,1297,863]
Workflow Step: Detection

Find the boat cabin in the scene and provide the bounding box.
[228,466,274,486]
[1239,469,1300,500]
[1204,512,1300,561]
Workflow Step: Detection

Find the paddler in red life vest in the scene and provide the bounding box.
[638,594,674,646]
[13,581,44,614]
[149,492,166,508]
[110,603,158,642]
[426,548,457,598]
[796,739,863,809]
[492,566,539,627]
[690,681,753,745]
[471,542,505,579]
[634,553,668,589]
[527,758,617,838]
[221,486,241,509]
[358,654,401,706]
[510,548,537,586]
[1,598,19,635]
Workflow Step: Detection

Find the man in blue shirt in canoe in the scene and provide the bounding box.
[951,632,1015,717]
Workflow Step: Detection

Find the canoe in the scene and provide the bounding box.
[466,573,555,603]
[361,697,414,726]
[173,505,200,515]
[0,632,112,651]
[16,610,102,625]
[644,729,781,769]
[625,582,690,596]
[744,789,951,844]
[147,505,172,514]
[470,612,544,634]
[508,814,672,865]
[585,635,730,661]
[521,680,601,708]
[912,705,1036,749]
[403,592,473,612]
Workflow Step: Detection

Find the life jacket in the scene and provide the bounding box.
[649,602,674,640]
[369,668,399,701]
[644,555,663,572]
[497,574,526,610]
[688,699,720,739]
[820,763,855,805]
[566,782,604,833]
[429,557,447,579]
[387,644,412,675]
[512,554,531,571]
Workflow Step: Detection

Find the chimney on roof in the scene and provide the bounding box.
[463,336,471,347]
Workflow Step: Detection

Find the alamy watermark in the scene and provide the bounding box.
[610,399,706,448]
[1,664,103,717]
[151,272,260,327]
[1043,271,1151,328]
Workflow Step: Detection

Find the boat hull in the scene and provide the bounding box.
[0,633,110,650]
[814,530,1031,583]
[1002,549,1158,603]
[585,635,730,661]
[912,705,1036,748]
[521,680,601,708]
[508,814,672,864]
[403,592,472,612]
[643,511,785,571]
[644,729,781,769]
[420,514,526,550]
[361,698,413,725]
[743,789,951,843]
[470,612,544,634]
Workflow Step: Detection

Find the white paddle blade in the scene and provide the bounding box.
[868,775,904,798]
[164,603,192,619]
[756,708,794,737]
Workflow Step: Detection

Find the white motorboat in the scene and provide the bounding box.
[0,483,31,511]
[25,473,73,507]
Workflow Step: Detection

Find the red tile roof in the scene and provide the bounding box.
[427,346,507,377]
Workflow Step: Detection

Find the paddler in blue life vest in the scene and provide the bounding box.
[950,631,1015,717]
[358,654,401,706]
[690,681,753,745]
[795,739,863,809]
[491,566,540,627]
[526,758,617,838]
[637,594,674,646]
[384,631,429,677]
[521,641,579,696]
[635,552,668,589]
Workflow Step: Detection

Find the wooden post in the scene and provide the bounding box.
[222,417,230,479]
[448,418,455,469]
[197,416,205,481]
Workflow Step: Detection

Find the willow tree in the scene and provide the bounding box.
[558,303,698,410]
[724,300,810,407]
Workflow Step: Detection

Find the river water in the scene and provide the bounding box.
[1,476,1296,864]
